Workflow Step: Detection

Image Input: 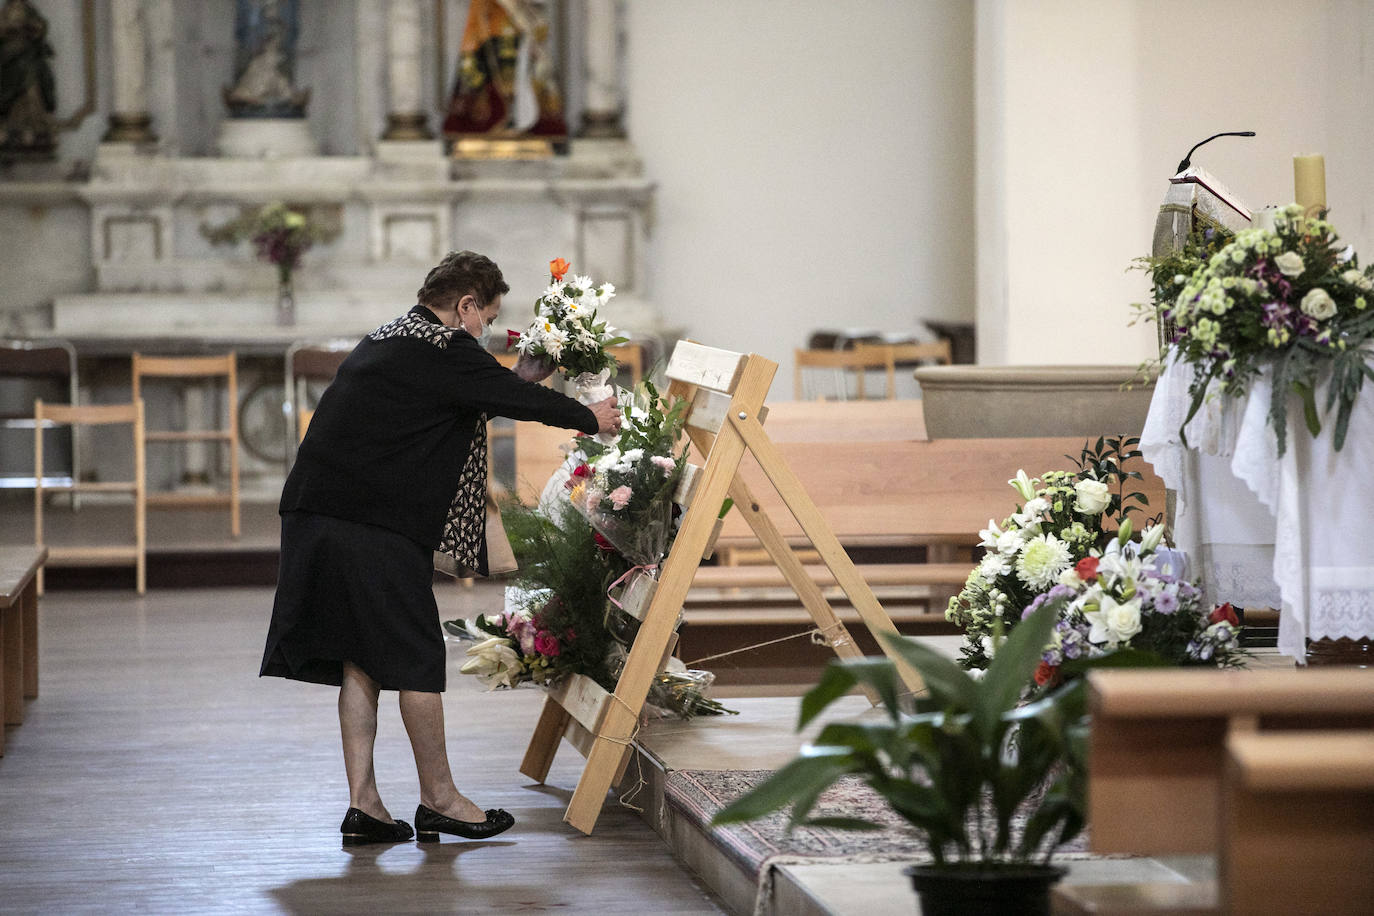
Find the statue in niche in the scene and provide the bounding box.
[0,0,57,158]
[443,0,566,139]
[223,0,310,118]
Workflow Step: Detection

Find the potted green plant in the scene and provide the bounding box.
[712,603,1087,915]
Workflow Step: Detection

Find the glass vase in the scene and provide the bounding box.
[276,276,296,327]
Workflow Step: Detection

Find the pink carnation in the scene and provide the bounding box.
[609,485,633,510]
[506,614,537,655]
[585,488,603,511]
[533,630,561,657]
[651,455,676,477]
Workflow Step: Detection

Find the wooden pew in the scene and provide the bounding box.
[1222,730,1374,914]
[1054,670,1374,915]
[1087,668,1374,855]
[512,408,1165,623]
[0,546,46,756]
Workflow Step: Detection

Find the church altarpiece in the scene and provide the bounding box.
[0,0,655,495]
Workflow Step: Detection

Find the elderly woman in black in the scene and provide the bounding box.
[261,250,621,845]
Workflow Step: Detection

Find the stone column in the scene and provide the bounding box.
[580,0,625,138]
[382,0,434,140]
[104,0,158,143]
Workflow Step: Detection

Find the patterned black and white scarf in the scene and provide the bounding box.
[370,310,487,575]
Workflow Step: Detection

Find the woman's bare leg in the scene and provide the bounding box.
[339,662,395,821]
[398,689,485,822]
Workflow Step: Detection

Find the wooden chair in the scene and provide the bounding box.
[607,343,645,386]
[792,347,891,400]
[285,339,354,458]
[1,338,79,491]
[855,340,953,398]
[34,400,146,595]
[132,353,240,538]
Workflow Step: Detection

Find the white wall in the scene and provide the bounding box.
[625,1,976,391]
[978,0,1374,366]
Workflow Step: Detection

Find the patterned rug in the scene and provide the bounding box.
[664,768,1099,878]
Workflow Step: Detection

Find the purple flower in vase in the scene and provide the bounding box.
[1153,591,1179,615]
[1261,301,1292,328]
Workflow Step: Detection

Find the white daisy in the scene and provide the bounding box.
[542,327,568,359]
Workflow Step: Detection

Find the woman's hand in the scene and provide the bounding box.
[588,396,622,437]
[513,352,556,383]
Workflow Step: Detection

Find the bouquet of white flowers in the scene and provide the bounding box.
[510,257,627,378]
[946,437,1154,670]
[567,380,689,567]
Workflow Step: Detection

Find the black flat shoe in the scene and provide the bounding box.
[414,803,515,842]
[340,807,415,846]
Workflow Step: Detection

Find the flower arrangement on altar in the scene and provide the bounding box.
[510,257,627,378]
[946,437,1246,677]
[201,201,339,287]
[1024,533,1246,688]
[1141,204,1374,454]
[946,437,1154,670]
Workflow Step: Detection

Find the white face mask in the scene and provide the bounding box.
[466,306,493,347]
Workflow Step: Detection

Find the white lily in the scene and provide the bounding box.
[1085,594,1143,647]
[1008,470,1037,502]
[1140,523,1165,553]
[460,637,523,689]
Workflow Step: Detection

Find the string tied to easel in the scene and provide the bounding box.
[606,563,658,610]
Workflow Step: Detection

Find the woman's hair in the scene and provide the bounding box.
[416,250,510,309]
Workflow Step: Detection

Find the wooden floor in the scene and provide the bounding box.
[0,584,725,914]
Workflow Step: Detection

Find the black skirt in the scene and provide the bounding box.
[260,511,446,692]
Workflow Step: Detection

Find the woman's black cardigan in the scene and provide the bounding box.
[280,305,598,551]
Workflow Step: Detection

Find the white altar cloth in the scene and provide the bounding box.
[1140,355,1374,661]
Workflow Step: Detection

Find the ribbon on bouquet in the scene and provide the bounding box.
[606,563,659,610]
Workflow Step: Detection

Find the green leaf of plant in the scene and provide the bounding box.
[798,662,857,729]
[1058,646,1170,677]
[974,600,1060,743]
[1294,380,1322,437]
[711,748,854,825]
[877,632,979,713]
[812,721,895,759]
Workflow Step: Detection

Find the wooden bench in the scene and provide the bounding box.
[1087,668,1374,856]
[512,406,1165,628]
[0,546,46,756]
[1053,669,1374,915]
[1222,730,1374,913]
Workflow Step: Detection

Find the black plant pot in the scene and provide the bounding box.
[904,864,1067,916]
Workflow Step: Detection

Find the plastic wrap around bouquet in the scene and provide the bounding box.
[511,257,628,445]
[568,451,679,567]
[565,380,690,568]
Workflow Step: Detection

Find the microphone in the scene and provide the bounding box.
[1176,131,1256,174]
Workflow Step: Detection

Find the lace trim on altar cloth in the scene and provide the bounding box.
[1193,544,1281,610]
[1310,568,1374,642]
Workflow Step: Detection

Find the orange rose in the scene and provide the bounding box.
[549,257,570,281]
